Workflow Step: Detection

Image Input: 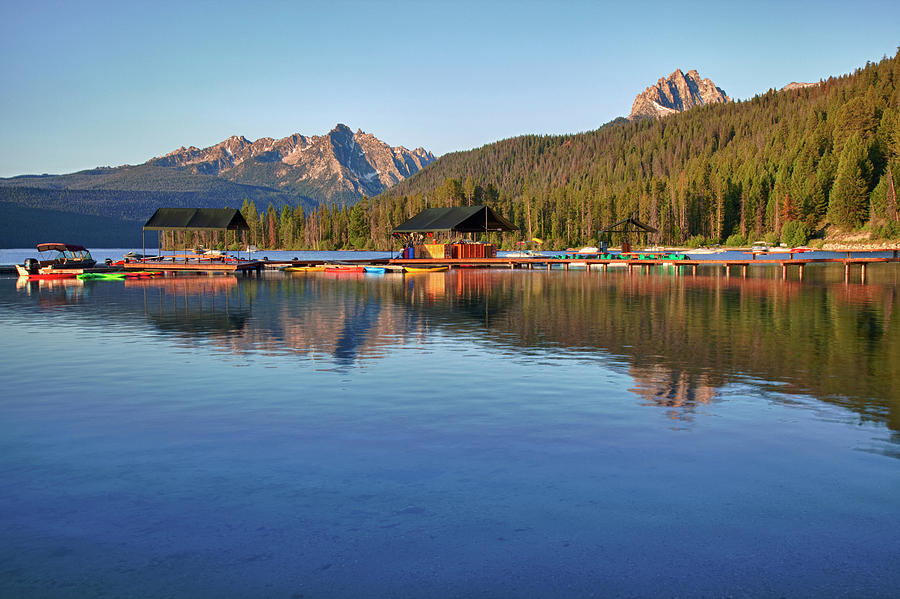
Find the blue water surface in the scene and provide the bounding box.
[1,266,899,598]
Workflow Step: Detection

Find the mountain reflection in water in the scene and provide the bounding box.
[9,267,900,433]
[3,265,900,597]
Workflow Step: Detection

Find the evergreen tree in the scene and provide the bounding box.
[828,133,872,229]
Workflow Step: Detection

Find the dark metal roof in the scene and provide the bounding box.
[392,206,518,234]
[37,243,89,252]
[143,208,250,231]
[601,217,658,234]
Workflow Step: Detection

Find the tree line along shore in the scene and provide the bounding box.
[167,52,900,253]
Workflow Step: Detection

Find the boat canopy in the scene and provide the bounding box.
[143,208,250,231]
[37,243,89,253]
[392,206,517,234]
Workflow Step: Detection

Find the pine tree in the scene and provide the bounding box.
[828,133,872,228]
[886,164,899,222]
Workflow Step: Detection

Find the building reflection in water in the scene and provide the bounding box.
[125,275,250,336]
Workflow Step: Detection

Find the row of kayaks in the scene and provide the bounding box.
[283,265,449,274]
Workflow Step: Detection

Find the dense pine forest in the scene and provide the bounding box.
[229,51,900,251]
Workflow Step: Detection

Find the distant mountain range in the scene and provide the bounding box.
[148,124,434,202]
[0,124,434,246]
[628,69,730,120]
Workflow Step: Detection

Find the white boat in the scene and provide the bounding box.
[16,242,97,276]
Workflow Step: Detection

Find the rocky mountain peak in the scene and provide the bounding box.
[629,69,729,120]
[781,81,819,92]
[147,124,435,204]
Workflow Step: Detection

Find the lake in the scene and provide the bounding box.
[1,258,899,598]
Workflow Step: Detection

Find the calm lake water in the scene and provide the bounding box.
[2,259,899,598]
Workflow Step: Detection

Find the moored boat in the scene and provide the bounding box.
[16,243,97,277]
[405,266,449,273]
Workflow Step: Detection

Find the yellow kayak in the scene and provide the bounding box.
[284,265,325,272]
[405,266,449,273]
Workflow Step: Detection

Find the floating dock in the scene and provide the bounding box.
[122,258,264,274]
[258,249,900,284]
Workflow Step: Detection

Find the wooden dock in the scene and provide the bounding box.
[122,259,264,274]
[130,249,899,284]
[382,252,900,284]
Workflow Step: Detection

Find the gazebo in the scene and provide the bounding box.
[601,217,658,253]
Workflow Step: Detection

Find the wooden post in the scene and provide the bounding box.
[692,264,697,276]
[742,264,748,278]
[782,264,787,280]
[844,263,850,283]
[861,263,867,284]
[799,264,804,281]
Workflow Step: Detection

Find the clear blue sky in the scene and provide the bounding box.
[1,0,898,177]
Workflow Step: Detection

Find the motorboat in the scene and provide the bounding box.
[16,243,97,277]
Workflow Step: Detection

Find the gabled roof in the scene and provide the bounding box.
[601,217,658,234]
[143,208,250,231]
[392,206,518,234]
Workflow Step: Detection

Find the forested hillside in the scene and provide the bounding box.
[170,52,900,252]
[333,51,897,250]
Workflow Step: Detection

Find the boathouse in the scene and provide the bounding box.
[142,208,251,255]
[124,208,262,273]
[393,206,518,259]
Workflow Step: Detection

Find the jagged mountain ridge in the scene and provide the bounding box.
[629,69,729,120]
[150,124,435,201]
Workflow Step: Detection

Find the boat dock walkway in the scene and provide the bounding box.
[262,249,900,284]
[122,259,264,274]
[8,250,897,283]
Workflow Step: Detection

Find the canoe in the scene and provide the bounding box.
[284,265,325,272]
[364,266,387,274]
[405,266,449,273]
